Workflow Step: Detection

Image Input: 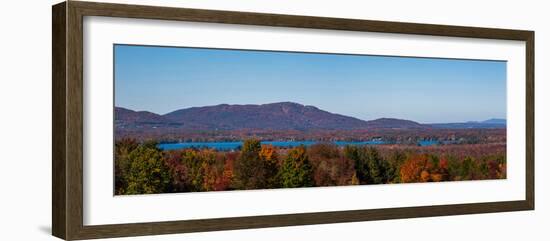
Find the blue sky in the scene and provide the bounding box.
[114,44,506,123]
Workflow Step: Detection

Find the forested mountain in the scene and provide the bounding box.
[115,102,424,130]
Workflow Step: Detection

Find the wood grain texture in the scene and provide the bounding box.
[52,1,535,240]
[52,2,67,240]
[72,1,533,40]
[66,2,85,240]
[74,201,530,240]
[525,32,535,209]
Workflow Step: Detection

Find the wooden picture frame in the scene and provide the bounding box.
[52,1,534,240]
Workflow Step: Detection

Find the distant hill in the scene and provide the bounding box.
[115,102,425,131]
[429,118,506,129]
[114,107,166,124]
[481,118,506,125]
[364,118,425,129]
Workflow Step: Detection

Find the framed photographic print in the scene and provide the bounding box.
[52,1,534,240]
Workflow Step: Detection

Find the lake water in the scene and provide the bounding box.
[158,140,439,151]
[418,140,440,146]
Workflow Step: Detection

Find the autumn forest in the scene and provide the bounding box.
[114,44,507,195]
[115,135,506,195]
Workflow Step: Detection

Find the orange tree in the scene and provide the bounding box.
[399,154,450,183]
[259,144,280,187]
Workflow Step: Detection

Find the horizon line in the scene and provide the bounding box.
[114,102,506,125]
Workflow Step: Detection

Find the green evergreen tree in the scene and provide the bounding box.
[114,138,139,194]
[344,145,366,183]
[446,155,462,180]
[180,150,206,192]
[278,146,314,188]
[387,150,406,183]
[124,145,172,194]
[365,147,388,184]
[345,146,389,184]
[460,156,478,180]
[233,139,266,189]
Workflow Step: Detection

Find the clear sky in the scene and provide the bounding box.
[114,44,506,123]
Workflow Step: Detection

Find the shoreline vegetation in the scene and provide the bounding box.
[116,127,507,144]
[115,138,506,195]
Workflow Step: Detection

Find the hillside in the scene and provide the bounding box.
[115,102,425,131]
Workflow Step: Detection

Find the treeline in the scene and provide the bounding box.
[116,127,506,144]
[115,139,506,195]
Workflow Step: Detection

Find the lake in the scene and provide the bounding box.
[158,140,439,151]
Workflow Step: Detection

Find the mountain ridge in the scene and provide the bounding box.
[116,102,424,130]
[115,102,505,131]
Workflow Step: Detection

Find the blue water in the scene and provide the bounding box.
[418,140,440,146]
[157,140,430,151]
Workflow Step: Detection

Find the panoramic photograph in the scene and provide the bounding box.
[113,44,507,195]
